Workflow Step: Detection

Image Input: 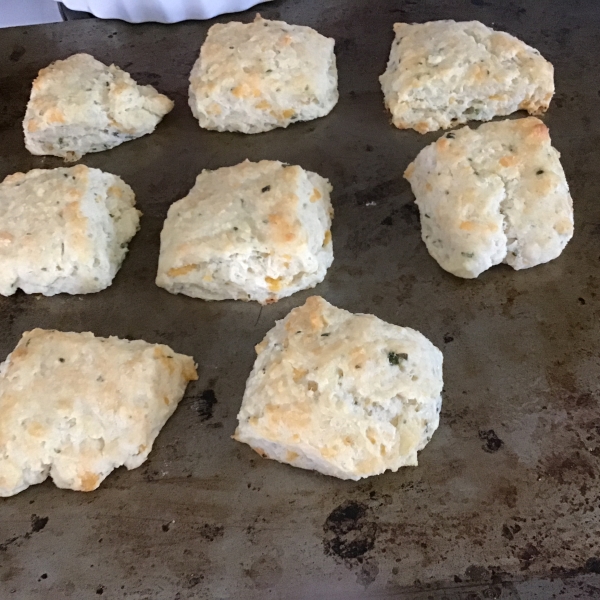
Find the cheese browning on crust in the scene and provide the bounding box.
[0,165,141,296]
[234,296,443,480]
[24,53,173,160]
[380,20,554,133]
[0,330,197,497]
[404,117,574,278]
[189,15,338,133]
[156,160,334,304]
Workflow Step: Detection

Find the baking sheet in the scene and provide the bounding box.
[2,1,600,598]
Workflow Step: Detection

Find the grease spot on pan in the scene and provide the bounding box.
[323,500,377,560]
[479,430,504,453]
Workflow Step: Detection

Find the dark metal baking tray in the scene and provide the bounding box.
[1,1,600,598]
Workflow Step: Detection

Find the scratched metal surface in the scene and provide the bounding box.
[1,0,600,598]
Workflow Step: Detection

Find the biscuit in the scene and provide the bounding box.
[404,117,574,278]
[24,53,174,160]
[379,20,554,134]
[188,15,338,133]
[0,329,197,497]
[156,160,333,304]
[0,165,141,296]
[234,296,443,480]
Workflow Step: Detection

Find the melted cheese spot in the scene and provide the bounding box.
[293,367,308,383]
[0,232,14,246]
[268,213,296,243]
[27,422,46,437]
[499,155,519,168]
[80,472,100,492]
[207,103,222,116]
[167,264,197,277]
[232,81,262,99]
[107,185,123,199]
[265,276,284,292]
[46,108,66,124]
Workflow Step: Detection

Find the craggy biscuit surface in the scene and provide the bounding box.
[24,53,173,160]
[0,165,140,296]
[404,118,574,278]
[156,160,333,304]
[235,296,443,480]
[380,20,554,133]
[189,16,338,133]
[0,330,197,497]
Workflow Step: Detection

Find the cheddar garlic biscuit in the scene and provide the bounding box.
[235,296,443,480]
[156,160,333,304]
[188,16,338,133]
[0,329,197,497]
[24,53,173,160]
[404,118,574,278]
[380,21,554,134]
[0,165,140,296]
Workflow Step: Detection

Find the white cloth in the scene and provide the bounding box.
[58,0,271,23]
[1,0,61,28]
